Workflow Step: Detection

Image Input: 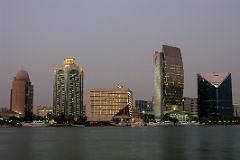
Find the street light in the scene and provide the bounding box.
[182,98,185,111]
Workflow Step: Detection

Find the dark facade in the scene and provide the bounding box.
[162,45,184,108]
[197,73,233,117]
[153,45,184,120]
[135,100,153,113]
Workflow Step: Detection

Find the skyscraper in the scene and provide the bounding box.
[53,58,84,118]
[153,45,184,120]
[197,72,233,117]
[11,70,33,117]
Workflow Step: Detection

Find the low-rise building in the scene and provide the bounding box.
[86,85,134,122]
[183,97,198,118]
[233,104,240,117]
[0,108,20,119]
[135,100,153,113]
[37,106,53,117]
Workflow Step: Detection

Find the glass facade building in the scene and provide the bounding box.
[11,70,33,117]
[135,100,153,113]
[53,58,84,118]
[153,45,184,120]
[197,73,233,117]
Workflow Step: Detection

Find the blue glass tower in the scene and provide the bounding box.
[197,72,233,117]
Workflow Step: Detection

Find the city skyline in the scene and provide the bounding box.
[1,1,240,109]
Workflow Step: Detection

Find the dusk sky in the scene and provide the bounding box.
[1,0,240,110]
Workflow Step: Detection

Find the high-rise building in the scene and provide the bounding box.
[153,45,184,120]
[11,70,33,117]
[53,58,84,118]
[86,85,134,122]
[197,72,233,117]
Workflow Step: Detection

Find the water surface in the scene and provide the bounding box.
[0,126,240,160]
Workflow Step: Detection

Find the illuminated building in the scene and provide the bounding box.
[10,70,33,117]
[0,111,20,119]
[169,111,189,122]
[53,58,84,118]
[86,86,134,122]
[37,106,53,117]
[153,45,184,120]
[197,72,233,117]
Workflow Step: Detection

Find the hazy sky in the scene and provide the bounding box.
[1,0,240,109]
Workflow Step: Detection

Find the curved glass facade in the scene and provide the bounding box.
[153,45,184,120]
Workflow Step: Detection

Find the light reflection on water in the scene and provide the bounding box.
[0,126,240,160]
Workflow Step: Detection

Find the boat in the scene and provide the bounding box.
[147,122,161,126]
[115,122,131,127]
[159,121,174,126]
[176,121,191,126]
[190,121,205,126]
[131,121,145,127]
[21,121,49,127]
[70,123,85,127]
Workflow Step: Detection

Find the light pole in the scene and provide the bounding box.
[182,98,185,111]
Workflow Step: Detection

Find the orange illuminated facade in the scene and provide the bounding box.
[10,70,33,117]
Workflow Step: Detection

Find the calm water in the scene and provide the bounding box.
[0,126,240,160]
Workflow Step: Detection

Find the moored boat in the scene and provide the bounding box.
[159,121,174,126]
[147,122,161,126]
[131,121,145,127]
[176,121,191,126]
[21,121,49,127]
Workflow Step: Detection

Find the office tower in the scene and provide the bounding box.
[53,58,84,118]
[11,70,33,117]
[197,72,233,117]
[86,85,134,122]
[153,45,184,120]
[183,97,198,118]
